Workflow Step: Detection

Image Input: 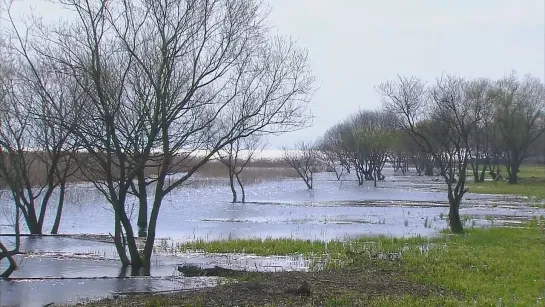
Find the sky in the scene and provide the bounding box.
[3,0,545,150]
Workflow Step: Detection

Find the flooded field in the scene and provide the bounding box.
[1,168,544,307]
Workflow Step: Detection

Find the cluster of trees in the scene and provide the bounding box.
[288,72,543,234]
[0,0,314,276]
[379,73,545,233]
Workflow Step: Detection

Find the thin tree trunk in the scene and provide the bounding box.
[235,173,245,203]
[136,172,148,238]
[114,213,130,266]
[0,242,17,278]
[143,194,164,268]
[229,169,237,203]
[37,185,56,231]
[51,182,66,234]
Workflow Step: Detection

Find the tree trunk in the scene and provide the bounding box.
[0,242,17,278]
[235,173,245,203]
[447,196,464,234]
[507,163,520,184]
[479,160,488,182]
[118,213,142,267]
[16,195,42,235]
[356,169,363,185]
[229,169,237,203]
[373,169,377,187]
[51,182,66,234]
[113,213,130,266]
[304,177,312,190]
[424,165,434,176]
[38,185,55,231]
[137,172,148,238]
[22,210,41,235]
[471,161,480,183]
[142,194,164,268]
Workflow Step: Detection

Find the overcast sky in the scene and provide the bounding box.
[4,1,545,149]
[265,0,545,148]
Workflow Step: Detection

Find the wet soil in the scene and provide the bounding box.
[74,265,451,307]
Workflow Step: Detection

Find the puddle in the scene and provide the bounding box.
[1,276,221,307]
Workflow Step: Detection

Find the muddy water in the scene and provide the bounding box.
[1,168,544,306]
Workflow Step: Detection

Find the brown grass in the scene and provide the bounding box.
[0,151,297,188]
[195,161,298,183]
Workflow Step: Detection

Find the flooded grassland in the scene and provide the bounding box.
[1,168,544,307]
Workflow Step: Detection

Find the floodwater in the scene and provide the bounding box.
[1,168,544,307]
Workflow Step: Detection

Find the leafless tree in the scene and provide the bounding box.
[0,22,80,235]
[282,141,318,189]
[490,72,545,184]
[355,110,396,187]
[28,0,313,268]
[465,78,495,183]
[379,74,482,234]
[219,135,267,203]
[316,130,348,181]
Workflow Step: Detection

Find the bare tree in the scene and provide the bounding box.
[355,111,396,187]
[379,75,483,234]
[491,72,545,184]
[30,0,313,268]
[465,78,495,183]
[282,141,318,189]
[219,135,266,203]
[316,130,347,181]
[1,4,81,235]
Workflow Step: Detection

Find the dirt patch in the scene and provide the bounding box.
[73,265,451,306]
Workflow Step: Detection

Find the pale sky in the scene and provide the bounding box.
[3,1,545,149]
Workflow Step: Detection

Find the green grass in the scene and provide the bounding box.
[179,237,363,259]
[467,164,545,201]
[395,227,545,305]
[181,226,545,306]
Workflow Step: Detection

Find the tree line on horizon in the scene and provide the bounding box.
[284,72,545,234]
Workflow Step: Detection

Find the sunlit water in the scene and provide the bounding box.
[1,168,544,306]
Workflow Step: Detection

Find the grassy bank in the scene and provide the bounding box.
[85,225,545,306]
[467,165,545,201]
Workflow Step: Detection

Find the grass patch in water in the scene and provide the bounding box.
[467,164,545,202]
[179,238,349,257]
[177,226,544,306]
